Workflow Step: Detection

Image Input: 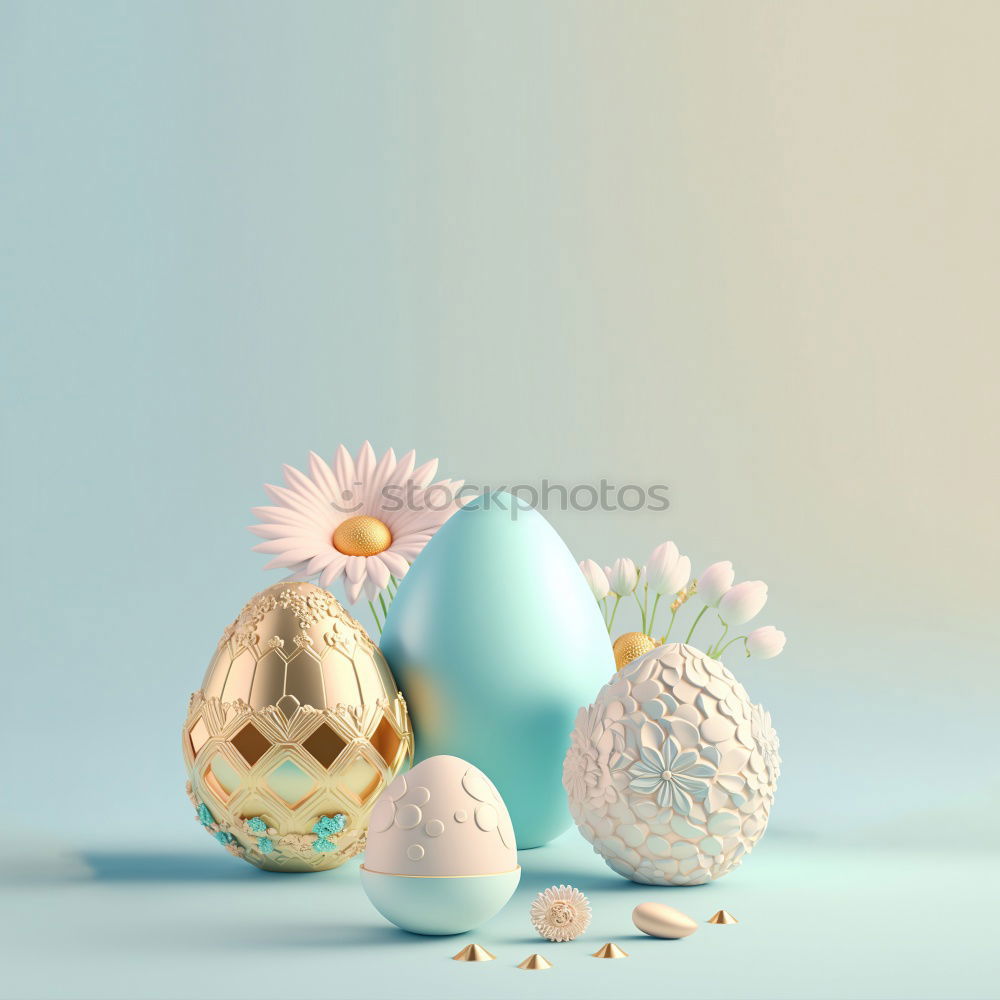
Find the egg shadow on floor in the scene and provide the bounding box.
[516,866,637,893]
[223,922,418,950]
[518,864,715,895]
[76,851,310,884]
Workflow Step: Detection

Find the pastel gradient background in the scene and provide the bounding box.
[2,3,998,999]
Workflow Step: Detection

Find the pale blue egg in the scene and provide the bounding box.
[380,492,615,848]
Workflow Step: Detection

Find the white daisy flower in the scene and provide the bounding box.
[529,884,592,942]
[249,442,466,604]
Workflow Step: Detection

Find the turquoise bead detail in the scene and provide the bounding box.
[311,813,347,852]
[313,814,346,837]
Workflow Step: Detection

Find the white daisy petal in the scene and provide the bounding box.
[367,447,397,513]
[251,505,315,526]
[345,555,367,583]
[379,550,409,577]
[410,458,439,489]
[304,551,337,576]
[366,555,391,591]
[345,575,365,604]
[355,441,376,486]
[282,463,330,506]
[390,449,416,486]
[333,444,356,492]
[281,561,314,581]
[264,482,330,519]
[263,549,322,570]
[251,538,323,554]
[307,451,340,502]
[319,560,345,587]
[390,539,430,560]
[247,523,305,539]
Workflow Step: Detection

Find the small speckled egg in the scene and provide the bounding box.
[361,755,520,934]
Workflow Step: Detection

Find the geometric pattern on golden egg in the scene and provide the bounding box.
[182,583,414,872]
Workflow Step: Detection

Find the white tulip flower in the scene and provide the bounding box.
[667,555,691,596]
[697,560,735,607]
[643,542,691,596]
[607,557,639,596]
[579,559,610,601]
[746,626,786,659]
[718,580,768,626]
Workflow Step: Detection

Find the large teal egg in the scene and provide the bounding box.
[379,492,615,848]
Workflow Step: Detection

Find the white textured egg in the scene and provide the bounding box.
[360,756,520,935]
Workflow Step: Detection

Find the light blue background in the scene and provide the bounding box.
[2,3,998,998]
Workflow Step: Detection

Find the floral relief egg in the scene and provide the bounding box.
[361,755,521,935]
[182,582,413,872]
[563,643,780,886]
[379,492,615,848]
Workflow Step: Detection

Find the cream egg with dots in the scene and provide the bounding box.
[362,755,518,877]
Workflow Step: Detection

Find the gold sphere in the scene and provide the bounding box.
[332,515,393,557]
[613,631,657,670]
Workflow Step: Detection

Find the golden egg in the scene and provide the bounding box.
[612,631,657,670]
[182,582,413,872]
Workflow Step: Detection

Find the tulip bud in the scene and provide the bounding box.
[608,557,639,596]
[746,626,786,659]
[718,580,768,626]
[579,559,610,601]
[668,556,691,596]
[643,542,692,596]
[697,561,735,606]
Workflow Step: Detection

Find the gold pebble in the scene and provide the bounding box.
[708,909,739,924]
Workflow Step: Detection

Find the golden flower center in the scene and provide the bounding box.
[612,631,657,670]
[548,901,575,926]
[332,515,392,557]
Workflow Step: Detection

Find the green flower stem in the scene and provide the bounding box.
[634,588,647,633]
[379,592,389,620]
[608,595,622,631]
[710,622,729,658]
[647,593,662,636]
[663,606,677,641]
[368,600,382,635]
[685,604,709,644]
[714,635,747,659]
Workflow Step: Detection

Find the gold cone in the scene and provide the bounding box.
[452,943,496,962]
[592,942,629,958]
[708,909,738,924]
[518,953,553,970]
